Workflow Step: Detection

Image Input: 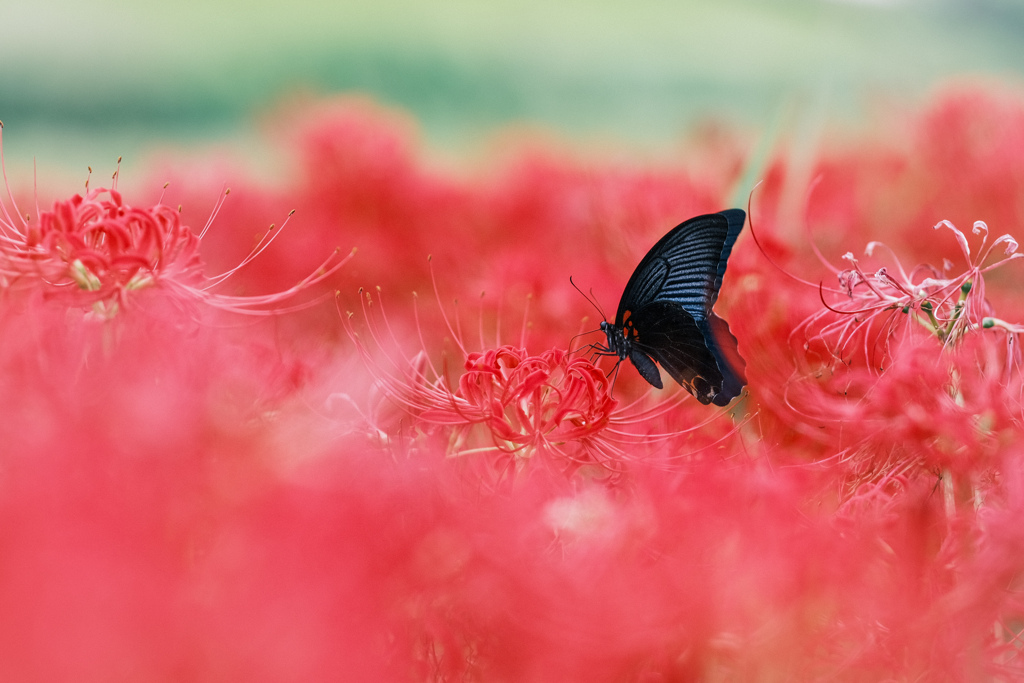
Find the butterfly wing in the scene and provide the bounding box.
[700,312,746,406]
[615,209,745,324]
[615,209,747,404]
[626,301,724,404]
[709,209,745,309]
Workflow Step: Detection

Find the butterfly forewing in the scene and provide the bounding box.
[615,212,737,325]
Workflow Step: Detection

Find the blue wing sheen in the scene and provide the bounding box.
[615,210,745,325]
[710,208,745,309]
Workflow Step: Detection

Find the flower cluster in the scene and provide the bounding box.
[763,217,1023,483]
[806,218,1022,365]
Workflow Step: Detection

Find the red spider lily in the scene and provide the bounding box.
[0,124,351,317]
[444,346,617,462]
[341,282,742,479]
[792,335,1017,491]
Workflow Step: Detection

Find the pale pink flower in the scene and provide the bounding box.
[746,207,1024,494]
[806,218,1022,365]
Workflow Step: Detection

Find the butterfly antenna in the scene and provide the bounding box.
[569,275,608,321]
[590,288,608,321]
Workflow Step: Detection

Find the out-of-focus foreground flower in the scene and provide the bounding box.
[0,86,1023,681]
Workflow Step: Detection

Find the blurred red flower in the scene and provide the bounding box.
[0,85,1022,680]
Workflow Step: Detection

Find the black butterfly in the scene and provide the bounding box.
[597,209,747,406]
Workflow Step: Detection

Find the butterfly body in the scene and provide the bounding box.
[598,209,747,406]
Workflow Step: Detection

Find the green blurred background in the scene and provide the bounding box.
[2,0,1024,178]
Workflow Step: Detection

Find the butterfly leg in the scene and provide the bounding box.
[589,349,620,368]
[608,358,624,395]
[572,341,606,360]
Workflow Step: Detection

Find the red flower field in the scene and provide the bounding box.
[0,86,1022,680]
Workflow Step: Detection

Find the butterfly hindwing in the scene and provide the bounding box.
[626,301,724,404]
[699,313,746,406]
